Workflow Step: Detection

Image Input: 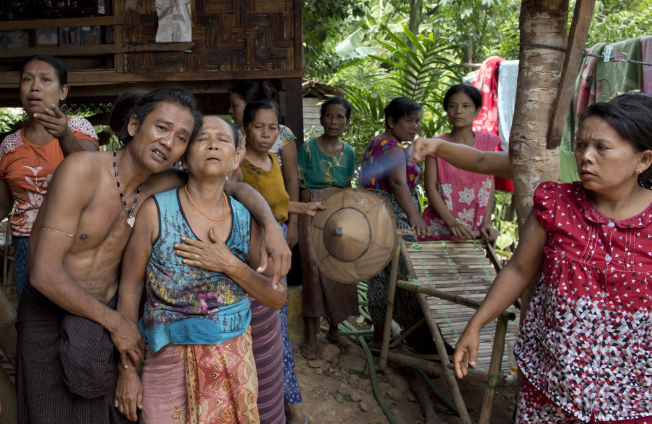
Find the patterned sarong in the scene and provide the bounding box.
[142,329,259,424]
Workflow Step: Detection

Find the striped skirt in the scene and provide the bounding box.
[141,329,259,424]
[250,298,285,424]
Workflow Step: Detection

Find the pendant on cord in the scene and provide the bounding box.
[127,215,135,228]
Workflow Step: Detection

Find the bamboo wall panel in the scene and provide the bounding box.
[120,0,300,74]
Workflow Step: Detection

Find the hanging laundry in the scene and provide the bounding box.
[561,37,643,182]
[472,56,513,192]
[642,36,652,94]
[497,60,519,151]
[471,56,504,135]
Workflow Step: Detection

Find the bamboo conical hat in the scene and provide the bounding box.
[310,189,396,283]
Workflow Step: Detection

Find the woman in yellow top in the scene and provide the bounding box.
[234,98,319,424]
[228,80,301,248]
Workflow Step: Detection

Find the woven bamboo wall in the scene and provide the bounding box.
[0,0,305,139]
[122,0,302,75]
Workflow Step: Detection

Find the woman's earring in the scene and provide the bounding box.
[636,169,642,175]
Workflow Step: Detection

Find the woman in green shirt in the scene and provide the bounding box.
[298,97,358,359]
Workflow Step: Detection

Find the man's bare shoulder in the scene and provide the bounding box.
[44,150,110,209]
[60,150,109,174]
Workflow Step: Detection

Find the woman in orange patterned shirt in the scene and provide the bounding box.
[0,55,98,298]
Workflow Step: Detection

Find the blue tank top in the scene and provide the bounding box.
[141,188,252,352]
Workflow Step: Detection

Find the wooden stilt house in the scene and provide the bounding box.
[0,0,305,141]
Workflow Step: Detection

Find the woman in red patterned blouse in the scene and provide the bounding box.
[454,91,652,423]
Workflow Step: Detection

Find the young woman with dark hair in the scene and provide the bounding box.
[454,92,652,423]
[0,55,99,298]
[421,84,499,241]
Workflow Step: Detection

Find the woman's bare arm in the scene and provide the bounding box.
[424,155,474,239]
[281,141,300,248]
[175,220,287,310]
[453,211,546,378]
[479,182,498,241]
[414,137,511,179]
[384,146,428,237]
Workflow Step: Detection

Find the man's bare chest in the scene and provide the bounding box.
[69,192,142,256]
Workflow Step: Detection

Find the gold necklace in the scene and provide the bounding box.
[184,185,230,223]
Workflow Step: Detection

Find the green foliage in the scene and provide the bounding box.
[303,0,367,79]
[328,24,463,162]
[0,108,24,134]
[370,24,462,111]
[425,0,521,63]
[584,0,652,47]
[492,191,518,257]
[64,102,112,118]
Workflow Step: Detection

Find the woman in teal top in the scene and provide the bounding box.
[116,116,285,422]
[297,97,359,359]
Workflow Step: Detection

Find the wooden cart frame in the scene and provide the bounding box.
[378,233,517,424]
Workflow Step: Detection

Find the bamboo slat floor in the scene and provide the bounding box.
[405,240,520,376]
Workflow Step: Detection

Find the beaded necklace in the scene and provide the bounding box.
[113,149,142,227]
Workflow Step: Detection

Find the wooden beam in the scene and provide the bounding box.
[546,0,596,149]
[0,42,196,59]
[396,280,516,320]
[478,316,508,424]
[0,68,304,89]
[293,0,305,71]
[416,293,472,424]
[281,78,304,145]
[0,16,122,31]
[378,240,401,372]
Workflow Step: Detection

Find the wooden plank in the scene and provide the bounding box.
[293,0,304,70]
[546,0,596,148]
[416,294,473,423]
[282,78,304,145]
[0,67,303,86]
[0,16,123,31]
[201,0,236,14]
[114,0,126,74]
[0,42,196,59]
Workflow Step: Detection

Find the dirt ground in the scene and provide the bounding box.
[1,281,519,424]
[290,333,518,424]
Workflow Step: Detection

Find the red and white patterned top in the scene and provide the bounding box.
[0,117,98,236]
[515,181,652,422]
[421,131,500,240]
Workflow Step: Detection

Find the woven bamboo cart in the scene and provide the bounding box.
[378,233,519,424]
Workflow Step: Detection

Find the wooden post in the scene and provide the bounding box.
[546,0,597,148]
[389,317,425,348]
[280,78,304,147]
[416,294,472,424]
[377,239,401,372]
[478,315,509,424]
[384,351,442,374]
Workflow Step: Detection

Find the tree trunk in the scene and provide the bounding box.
[408,0,423,36]
[510,0,568,310]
